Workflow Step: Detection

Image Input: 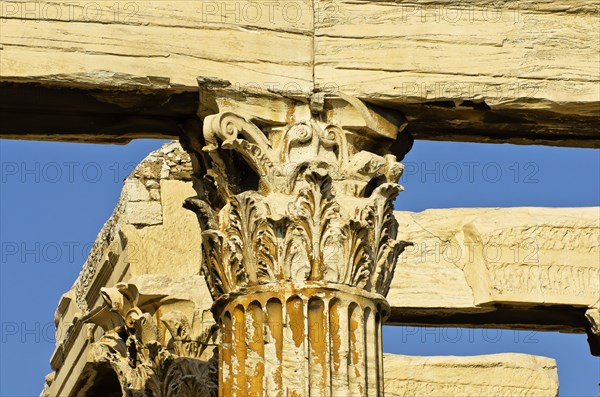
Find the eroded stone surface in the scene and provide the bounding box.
[383,353,559,397]
[389,208,600,356]
[2,1,598,146]
[389,208,599,332]
[43,276,219,397]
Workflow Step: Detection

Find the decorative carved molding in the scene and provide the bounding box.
[82,283,219,397]
[184,93,411,302]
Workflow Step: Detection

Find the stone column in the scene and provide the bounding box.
[183,80,411,397]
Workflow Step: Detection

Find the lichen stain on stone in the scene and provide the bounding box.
[247,302,265,395]
[330,303,342,372]
[287,297,304,349]
[266,300,284,395]
[308,298,327,392]
[233,305,247,395]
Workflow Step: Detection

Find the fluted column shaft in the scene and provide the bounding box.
[215,284,388,397]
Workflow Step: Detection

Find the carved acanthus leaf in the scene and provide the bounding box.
[290,170,341,281]
[185,96,409,299]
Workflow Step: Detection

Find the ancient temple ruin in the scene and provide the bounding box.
[0,1,598,396]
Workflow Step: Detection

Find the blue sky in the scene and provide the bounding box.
[0,138,598,396]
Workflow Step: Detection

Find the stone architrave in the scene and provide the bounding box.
[181,79,412,397]
[383,353,559,397]
[2,1,599,147]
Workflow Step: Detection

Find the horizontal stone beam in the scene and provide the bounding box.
[315,0,600,148]
[388,207,599,341]
[1,1,598,147]
[0,0,312,145]
[383,353,558,397]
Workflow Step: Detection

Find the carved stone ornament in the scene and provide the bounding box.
[180,79,412,397]
[82,282,219,397]
[184,84,410,301]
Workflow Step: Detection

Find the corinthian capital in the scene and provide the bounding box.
[183,79,411,302]
[180,79,413,397]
